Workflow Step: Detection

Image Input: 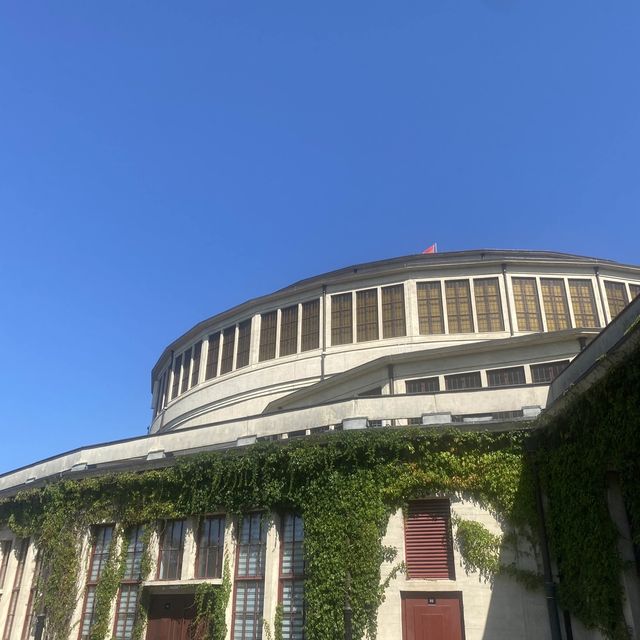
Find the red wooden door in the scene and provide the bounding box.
[402,592,464,640]
[146,594,197,640]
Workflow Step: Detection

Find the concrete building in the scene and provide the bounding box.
[0,250,639,640]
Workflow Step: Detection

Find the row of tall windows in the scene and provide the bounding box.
[154,277,640,417]
[404,360,570,394]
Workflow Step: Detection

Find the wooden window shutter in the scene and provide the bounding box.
[404,499,455,579]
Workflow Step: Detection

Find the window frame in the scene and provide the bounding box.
[278,513,305,640]
[195,515,226,580]
[156,519,186,581]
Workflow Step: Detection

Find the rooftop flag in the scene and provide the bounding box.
[422,243,437,254]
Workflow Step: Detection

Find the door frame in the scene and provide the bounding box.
[401,591,466,640]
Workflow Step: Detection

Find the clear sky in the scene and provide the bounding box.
[1,1,639,474]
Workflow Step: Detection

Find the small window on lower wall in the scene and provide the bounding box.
[157,520,186,580]
[404,499,455,579]
[406,377,440,394]
[530,360,570,384]
[487,366,525,387]
[444,372,482,391]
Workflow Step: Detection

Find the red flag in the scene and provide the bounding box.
[422,243,437,254]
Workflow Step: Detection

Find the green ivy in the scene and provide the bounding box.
[193,559,231,640]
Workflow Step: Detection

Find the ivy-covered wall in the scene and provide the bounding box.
[0,339,638,640]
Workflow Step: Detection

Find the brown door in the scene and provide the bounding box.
[402,592,464,640]
[146,593,197,640]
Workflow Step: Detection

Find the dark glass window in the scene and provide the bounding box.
[605,281,629,318]
[220,327,236,375]
[190,341,202,388]
[474,278,504,332]
[280,306,299,357]
[356,289,379,342]
[541,278,570,331]
[280,514,305,640]
[331,293,353,346]
[236,319,252,369]
[417,282,444,335]
[530,360,570,384]
[382,285,406,338]
[444,371,482,391]
[406,377,440,394]
[80,527,113,640]
[259,312,277,362]
[487,366,526,387]
[2,539,27,640]
[180,348,192,395]
[512,277,542,332]
[197,516,225,579]
[205,332,221,380]
[157,520,185,581]
[630,284,640,299]
[169,354,182,401]
[114,526,145,640]
[569,280,600,328]
[301,300,320,352]
[445,280,474,333]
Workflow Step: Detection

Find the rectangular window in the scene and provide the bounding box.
[512,277,542,332]
[417,282,444,335]
[331,293,353,346]
[157,520,186,581]
[205,332,221,380]
[444,371,482,391]
[404,500,454,579]
[358,386,382,397]
[259,312,277,362]
[356,289,379,342]
[487,366,526,387]
[154,369,168,418]
[300,300,320,352]
[630,283,640,299]
[3,539,28,640]
[445,280,474,333]
[530,360,570,384]
[280,306,299,357]
[21,550,44,640]
[169,354,182,401]
[220,327,236,375]
[474,278,504,332]
[80,527,114,640]
[233,514,267,640]
[406,377,440,394]
[236,319,252,369]
[180,348,192,395]
[568,280,600,328]
[541,278,571,331]
[196,516,225,579]
[280,514,305,640]
[0,540,11,589]
[382,284,406,338]
[605,281,629,318]
[113,526,145,640]
[190,341,202,388]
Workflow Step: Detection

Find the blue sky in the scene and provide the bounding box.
[1,1,639,473]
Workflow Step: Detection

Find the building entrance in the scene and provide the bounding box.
[145,593,197,640]
[401,592,465,640]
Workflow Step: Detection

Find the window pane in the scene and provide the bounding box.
[169,354,182,401]
[114,584,138,640]
[417,282,444,335]
[180,348,192,395]
[280,306,299,357]
[382,285,406,338]
[158,520,185,580]
[541,278,570,331]
[331,293,353,346]
[487,366,525,387]
[444,372,482,391]
[0,540,11,589]
[237,514,266,578]
[236,319,252,369]
[190,341,202,388]
[474,278,504,332]
[445,280,473,333]
[604,281,629,319]
[356,289,379,342]
[280,514,305,640]
[512,277,542,332]
[406,377,440,394]
[123,526,145,581]
[630,284,640,299]
[301,300,320,352]
[197,516,225,579]
[531,360,570,384]
[233,582,264,640]
[259,312,277,362]
[205,332,221,380]
[568,280,600,328]
[220,327,236,374]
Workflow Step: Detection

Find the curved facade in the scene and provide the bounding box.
[150,250,640,435]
